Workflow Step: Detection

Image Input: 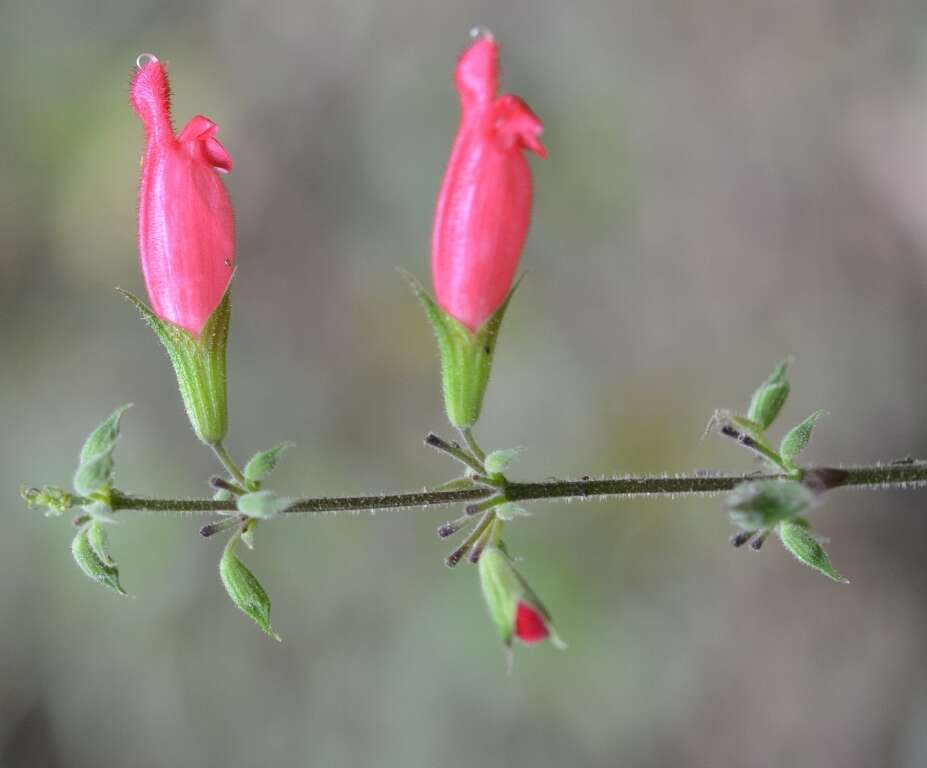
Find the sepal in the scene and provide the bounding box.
[403,271,518,428]
[119,281,231,445]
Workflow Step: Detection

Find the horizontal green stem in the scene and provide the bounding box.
[95,462,927,516]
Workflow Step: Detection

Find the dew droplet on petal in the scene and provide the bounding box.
[136,53,159,69]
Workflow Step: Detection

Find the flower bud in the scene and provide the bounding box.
[131,55,235,336]
[746,359,791,431]
[478,544,564,650]
[432,33,545,333]
[125,55,234,445]
[412,32,545,429]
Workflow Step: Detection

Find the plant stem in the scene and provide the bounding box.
[99,462,927,516]
[210,441,248,489]
[459,427,486,463]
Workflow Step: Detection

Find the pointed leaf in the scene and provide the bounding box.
[73,452,116,497]
[219,533,280,640]
[485,447,522,475]
[243,442,295,487]
[71,523,127,595]
[73,405,132,496]
[778,520,848,583]
[780,410,826,464]
[79,404,132,465]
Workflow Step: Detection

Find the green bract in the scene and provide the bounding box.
[119,283,231,446]
[727,480,812,530]
[404,271,517,429]
[780,410,826,465]
[219,531,280,640]
[243,442,295,489]
[71,521,127,596]
[746,358,791,431]
[778,520,848,583]
[73,404,132,497]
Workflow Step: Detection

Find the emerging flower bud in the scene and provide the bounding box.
[431,32,545,334]
[478,543,564,652]
[124,55,234,445]
[409,32,545,429]
[131,54,235,336]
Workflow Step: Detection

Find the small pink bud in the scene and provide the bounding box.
[431,34,545,333]
[514,600,550,644]
[131,55,235,336]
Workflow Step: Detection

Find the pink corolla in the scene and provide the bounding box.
[430,32,546,333]
[130,54,235,336]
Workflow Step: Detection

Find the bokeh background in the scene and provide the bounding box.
[3,0,927,765]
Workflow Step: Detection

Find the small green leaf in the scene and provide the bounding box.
[219,533,280,640]
[746,358,792,430]
[71,523,127,595]
[484,448,522,475]
[727,480,812,530]
[780,410,826,464]
[72,405,132,496]
[73,452,116,497]
[79,404,132,465]
[236,491,293,519]
[243,442,295,487]
[778,521,848,583]
[87,520,115,566]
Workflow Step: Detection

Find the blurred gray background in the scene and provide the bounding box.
[3,0,927,766]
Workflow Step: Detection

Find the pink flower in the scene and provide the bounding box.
[130,54,235,336]
[431,33,545,333]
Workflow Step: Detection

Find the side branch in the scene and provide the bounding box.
[100,462,927,516]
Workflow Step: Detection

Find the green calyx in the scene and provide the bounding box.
[119,283,232,445]
[478,546,522,646]
[403,272,518,429]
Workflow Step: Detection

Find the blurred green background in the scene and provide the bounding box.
[3,0,927,766]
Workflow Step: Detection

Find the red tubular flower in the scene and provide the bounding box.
[431,32,545,333]
[130,54,235,336]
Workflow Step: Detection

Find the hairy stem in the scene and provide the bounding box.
[210,441,248,489]
[96,462,927,516]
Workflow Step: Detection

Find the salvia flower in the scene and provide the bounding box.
[124,55,234,446]
[409,31,545,429]
[478,542,564,656]
[431,31,545,333]
[131,54,235,336]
